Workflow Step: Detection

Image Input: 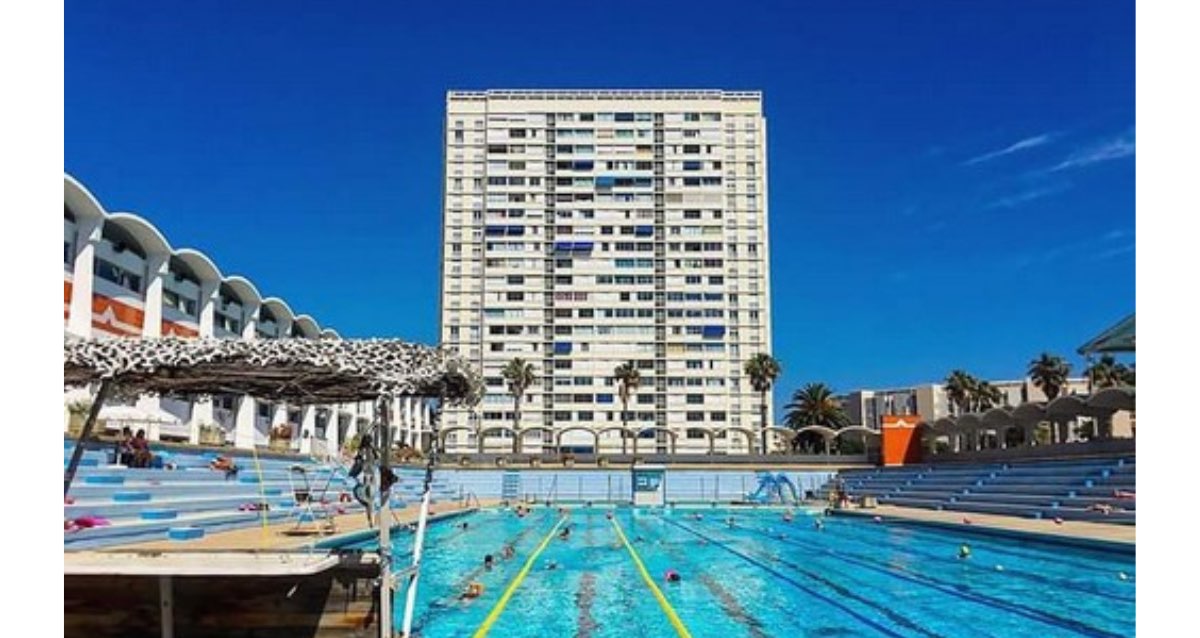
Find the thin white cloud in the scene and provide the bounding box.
[984,182,1072,210]
[1049,129,1135,172]
[964,133,1054,166]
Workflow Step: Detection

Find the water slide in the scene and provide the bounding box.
[746,473,800,505]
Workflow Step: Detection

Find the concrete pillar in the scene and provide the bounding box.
[234,396,257,450]
[325,407,340,455]
[299,406,316,454]
[67,217,103,337]
[273,404,289,448]
[189,400,211,445]
[141,252,169,338]
[197,279,218,338]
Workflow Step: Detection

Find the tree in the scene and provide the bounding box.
[1086,355,1133,389]
[612,361,641,454]
[783,383,849,453]
[973,381,1004,411]
[501,358,536,454]
[1028,353,1071,401]
[744,354,782,454]
[944,370,976,415]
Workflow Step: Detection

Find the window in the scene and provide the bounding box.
[686,394,704,404]
[95,259,142,293]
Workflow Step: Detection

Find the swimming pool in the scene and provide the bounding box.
[349,507,1135,637]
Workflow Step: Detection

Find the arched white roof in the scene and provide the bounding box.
[221,276,261,307]
[65,173,336,338]
[293,315,321,338]
[173,248,223,282]
[104,213,173,256]
[260,297,295,326]
[64,175,106,223]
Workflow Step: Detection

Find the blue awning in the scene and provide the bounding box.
[635,225,654,236]
[554,342,572,354]
[702,325,725,338]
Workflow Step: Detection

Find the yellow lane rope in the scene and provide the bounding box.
[471,516,568,638]
[610,516,693,638]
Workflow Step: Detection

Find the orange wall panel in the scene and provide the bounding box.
[881,414,924,466]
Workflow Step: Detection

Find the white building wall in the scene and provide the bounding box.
[439,90,773,454]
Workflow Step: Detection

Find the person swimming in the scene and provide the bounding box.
[958,544,971,560]
[814,518,825,531]
[502,545,515,560]
[783,512,794,523]
[559,525,571,540]
[545,559,558,570]
[664,569,682,583]
[461,521,470,530]
[461,582,484,599]
[484,554,495,570]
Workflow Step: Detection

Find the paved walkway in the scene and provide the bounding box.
[841,504,1135,546]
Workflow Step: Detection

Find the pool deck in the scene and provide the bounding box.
[837,505,1135,550]
[64,499,502,577]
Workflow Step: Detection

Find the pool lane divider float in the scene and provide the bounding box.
[609,517,694,638]
[471,516,568,638]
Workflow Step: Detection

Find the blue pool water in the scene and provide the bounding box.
[350,508,1134,637]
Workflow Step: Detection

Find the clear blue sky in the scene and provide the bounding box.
[66,0,1134,402]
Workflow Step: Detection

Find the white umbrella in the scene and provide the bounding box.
[99,404,182,431]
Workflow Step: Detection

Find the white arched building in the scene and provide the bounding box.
[64,174,429,453]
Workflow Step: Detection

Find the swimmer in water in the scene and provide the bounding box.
[502,545,515,560]
[545,559,558,571]
[559,525,571,540]
[665,569,682,583]
[814,518,825,531]
[958,544,971,560]
[484,554,495,570]
[461,582,484,599]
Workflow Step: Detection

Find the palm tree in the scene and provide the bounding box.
[744,353,781,454]
[501,358,536,454]
[973,381,1003,411]
[1028,353,1071,401]
[944,370,976,415]
[612,361,641,454]
[784,383,849,453]
[1085,355,1126,389]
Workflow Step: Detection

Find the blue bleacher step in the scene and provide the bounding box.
[113,491,152,502]
[167,526,205,541]
[85,475,124,485]
[140,509,178,520]
[263,487,283,496]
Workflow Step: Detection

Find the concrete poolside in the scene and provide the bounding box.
[836,504,1135,548]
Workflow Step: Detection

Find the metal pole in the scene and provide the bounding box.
[64,379,112,497]
[378,398,393,638]
[159,575,174,638]
[401,395,442,638]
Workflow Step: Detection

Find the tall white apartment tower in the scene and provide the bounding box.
[440,90,773,456]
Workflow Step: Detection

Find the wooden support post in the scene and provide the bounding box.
[159,575,174,638]
[64,379,112,497]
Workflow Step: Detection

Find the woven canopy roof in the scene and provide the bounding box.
[63,337,481,406]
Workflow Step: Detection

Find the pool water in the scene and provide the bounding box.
[351,508,1135,637]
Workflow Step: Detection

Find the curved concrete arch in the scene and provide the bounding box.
[631,426,677,455]
[982,407,1015,428]
[1046,395,1089,419]
[835,425,880,438]
[556,426,599,449]
[260,297,296,327]
[293,315,321,339]
[320,328,341,340]
[1011,402,1047,424]
[222,276,262,307]
[1089,387,1135,412]
[478,425,518,453]
[105,212,173,257]
[64,174,108,224]
[956,413,984,431]
[791,425,838,438]
[595,425,635,454]
[173,248,223,283]
[438,425,476,446]
[930,417,958,431]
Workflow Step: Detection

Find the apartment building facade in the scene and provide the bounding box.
[439,90,773,455]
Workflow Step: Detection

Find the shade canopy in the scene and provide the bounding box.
[1078,313,1135,355]
[64,337,481,406]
